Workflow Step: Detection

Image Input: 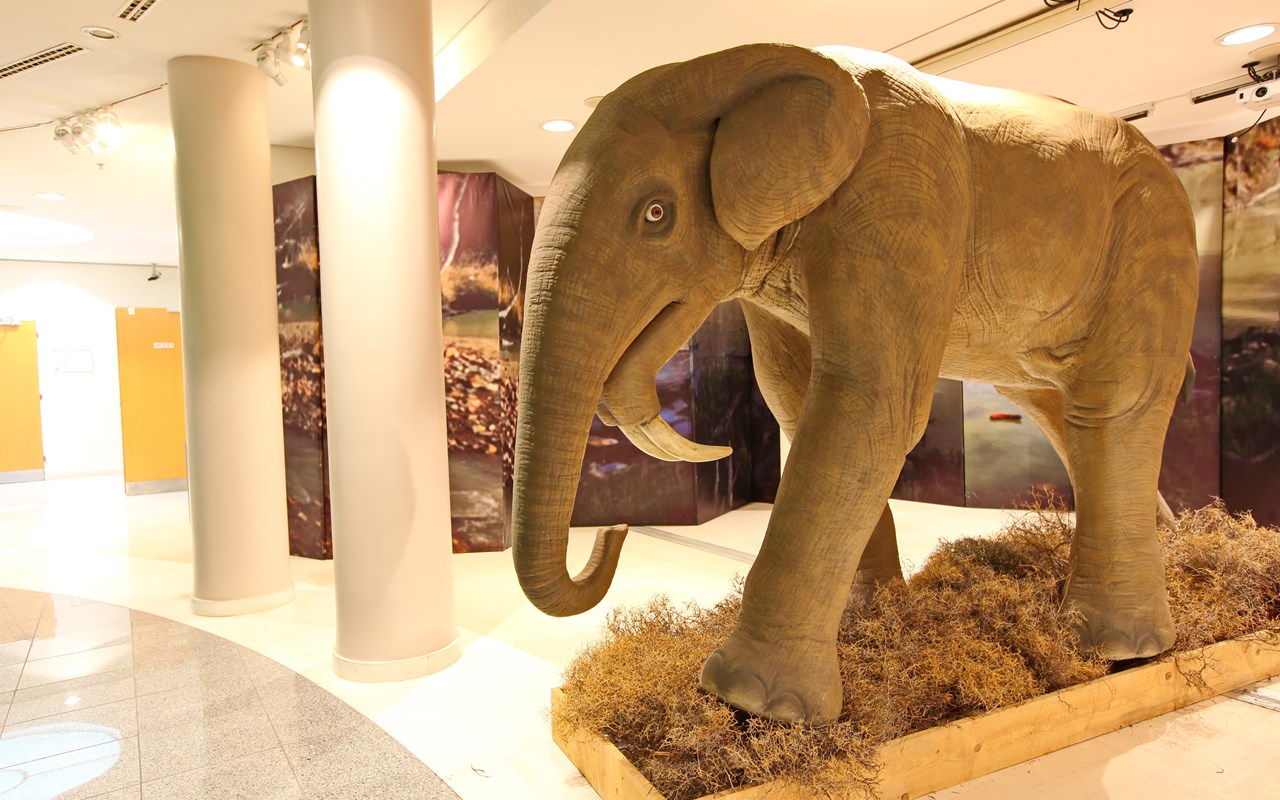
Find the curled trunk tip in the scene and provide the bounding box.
[518,524,629,617]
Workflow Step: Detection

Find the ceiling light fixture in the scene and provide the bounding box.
[81,25,121,41]
[291,20,311,69]
[1219,24,1278,46]
[541,119,576,132]
[34,192,68,201]
[52,107,124,155]
[253,17,310,85]
[256,43,287,86]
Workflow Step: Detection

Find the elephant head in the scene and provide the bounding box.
[512,44,871,617]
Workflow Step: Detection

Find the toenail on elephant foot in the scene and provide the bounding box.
[1067,602,1176,660]
[699,642,842,726]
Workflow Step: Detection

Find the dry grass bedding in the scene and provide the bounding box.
[555,502,1280,799]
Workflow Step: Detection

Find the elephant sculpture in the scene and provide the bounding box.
[511,43,1198,726]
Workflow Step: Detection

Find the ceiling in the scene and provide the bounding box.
[0,0,1276,267]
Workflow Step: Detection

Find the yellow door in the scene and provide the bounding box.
[116,308,187,491]
[0,320,45,481]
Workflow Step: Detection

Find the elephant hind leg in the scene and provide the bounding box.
[1058,367,1181,660]
[995,384,1178,526]
[851,505,903,602]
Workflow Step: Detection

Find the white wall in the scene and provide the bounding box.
[270,145,317,184]
[0,259,181,477]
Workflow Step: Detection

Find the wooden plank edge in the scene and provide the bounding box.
[553,631,1280,800]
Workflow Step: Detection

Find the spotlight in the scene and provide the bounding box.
[291,20,311,69]
[256,46,287,86]
[89,109,123,152]
[147,265,160,282]
[273,34,293,66]
[53,121,78,153]
[52,108,126,155]
[70,117,94,149]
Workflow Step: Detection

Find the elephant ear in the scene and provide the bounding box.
[710,75,869,251]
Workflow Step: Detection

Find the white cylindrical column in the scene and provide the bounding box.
[167,56,295,616]
[310,0,460,680]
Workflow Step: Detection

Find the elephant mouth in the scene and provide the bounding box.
[599,300,733,464]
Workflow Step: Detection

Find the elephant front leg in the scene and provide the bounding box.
[705,287,959,723]
[699,367,935,724]
[740,300,905,602]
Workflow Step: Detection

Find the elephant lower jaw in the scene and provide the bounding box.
[618,415,732,463]
[699,632,843,726]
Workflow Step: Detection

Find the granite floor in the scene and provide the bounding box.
[0,588,457,800]
[1,474,1279,799]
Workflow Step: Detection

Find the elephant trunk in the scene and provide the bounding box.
[511,238,630,617]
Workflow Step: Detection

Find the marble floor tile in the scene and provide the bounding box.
[0,735,140,800]
[38,603,132,636]
[81,786,140,800]
[282,722,446,798]
[132,647,250,697]
[237,648,297,688]
[135,678,261,733]
[17,642,133,690]
[137,703,280,782]
[1,698,137,767]
[140,747,301,800]
[0,594,47,622]
[0,663,20,694]
[254,673,369,745]
[308,766,462,800]
[28,621,132,662]
[0,640,31,669]
[6,667,136,726]
[0,616,40,645]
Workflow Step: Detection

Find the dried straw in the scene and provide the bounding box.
[556,501,1280,800]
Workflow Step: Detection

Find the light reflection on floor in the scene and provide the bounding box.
[1,723,120,799]
[0,587,457,799]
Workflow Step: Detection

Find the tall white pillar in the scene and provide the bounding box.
[310,0,460,680]
[167,57,295,616]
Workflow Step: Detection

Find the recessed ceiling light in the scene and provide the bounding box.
[0,212,93,247]
[1218,24,1277,46]
[82,25,120,41]
[34,192,68,201]
[541,119,576,132]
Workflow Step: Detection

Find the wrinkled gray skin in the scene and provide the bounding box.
[511,44,1198,726]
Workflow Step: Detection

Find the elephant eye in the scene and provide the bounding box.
[643,201,665,223]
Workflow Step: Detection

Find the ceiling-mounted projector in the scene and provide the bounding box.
[1237,78,1280,109]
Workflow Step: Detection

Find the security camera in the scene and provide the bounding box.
[1237,78,1280,109]
[147,265,160,281]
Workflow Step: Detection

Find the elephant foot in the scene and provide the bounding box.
[699,632,842,725]
[1063,584,1175,660]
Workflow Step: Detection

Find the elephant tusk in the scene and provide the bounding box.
[619,421,684,462]
[635,415,733,463]
[596,401,621,427]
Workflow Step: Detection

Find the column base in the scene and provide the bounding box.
[332,636,462,682]
[191,584,295,617]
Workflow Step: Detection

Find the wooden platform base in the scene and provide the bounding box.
[552,631,1280,800]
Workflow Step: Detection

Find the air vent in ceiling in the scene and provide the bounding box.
[0,43,85,81]
[116,0,164,22]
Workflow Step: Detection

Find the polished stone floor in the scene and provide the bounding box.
[0,587,457,799]
[1,474,1278,799]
